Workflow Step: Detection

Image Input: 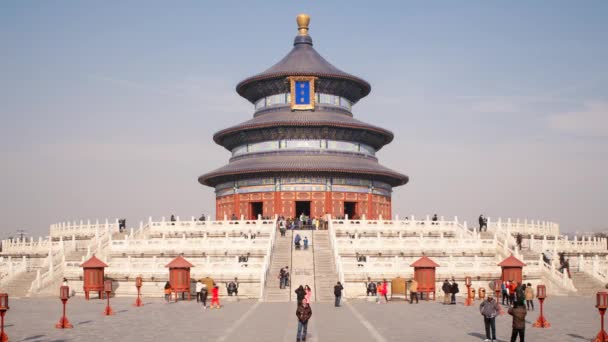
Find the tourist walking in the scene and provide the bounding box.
[294,234,302,249]
[524,283,534,311]
[211,284,220,308]
[375,282,382,304]
[501,281,509,305]
[295,285,306,305]
[450,279,459,304]
[382,279,389,303]
[479,215,485,232]
[304,285,312,304]
[303,236,309,249]
[334,281,344,307]
[296,301,312,342]
[201,283,208,309]
[409,278,419,304]
[479,293,500,342]
[164,281,172,303]
[196,280,203,303]
[279,220,286,237]
[508,301,527,342]
[442,279,451,305]
[509,281,517,306]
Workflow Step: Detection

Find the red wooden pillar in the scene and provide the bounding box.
[165,256,194,301]
[411,256,439,301]
[367,193,373,219]
[81,255,108,300]
[498,255,526,284]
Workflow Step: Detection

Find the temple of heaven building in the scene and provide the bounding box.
[199,14,408,220]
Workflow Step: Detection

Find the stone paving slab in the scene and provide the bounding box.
[2,296,600,341]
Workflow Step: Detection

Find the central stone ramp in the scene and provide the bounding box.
[264,230,293,302]
[312,230,339,302]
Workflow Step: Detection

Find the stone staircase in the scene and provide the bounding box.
[263,230,293,302]
[571,271,606,296]
[0,270,38,297]
[312,230,339,302]
[290,232,315,302]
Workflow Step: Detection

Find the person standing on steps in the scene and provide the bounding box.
[296,301,312,342]
[334,281,344,307]
[304,285,312,304]
[479,293,500,342]
[295,285,306,305]
[303,236,309,249]
[279,267,286,289]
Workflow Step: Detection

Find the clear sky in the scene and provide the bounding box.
[1,1,606,237]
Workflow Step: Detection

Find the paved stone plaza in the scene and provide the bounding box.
[2,295,600,341]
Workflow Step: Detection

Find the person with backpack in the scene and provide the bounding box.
[479,293,500,342]
[296,301,312,342]
[450,279,459,304]
[524,283,534,311]
[508,300,527,342]
[334,281,344,307]
[227,277,239,296]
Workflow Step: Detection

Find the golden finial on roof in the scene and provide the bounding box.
[296,13,310,36]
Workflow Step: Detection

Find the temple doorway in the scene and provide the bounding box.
[344,201,357,219]
[250,202,263,220]
[295,201,311,218]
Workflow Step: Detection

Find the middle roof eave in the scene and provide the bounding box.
[213,109,394,149]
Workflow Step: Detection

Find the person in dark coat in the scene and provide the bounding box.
[442,279,451,305]
[450,279,459,304]
[334,281,344,307]
[508,300,527,342]
[295,285,306,305]
[296,301,312,342]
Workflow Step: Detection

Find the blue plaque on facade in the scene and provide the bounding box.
[295,81,311,105]
[289,76,316,110]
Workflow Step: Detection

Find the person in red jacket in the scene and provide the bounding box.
[380,279,389,303]
[211,284,220,309]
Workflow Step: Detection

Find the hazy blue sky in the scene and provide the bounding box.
[1,1,606,237]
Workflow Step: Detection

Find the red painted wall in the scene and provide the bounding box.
[215,191,391,220]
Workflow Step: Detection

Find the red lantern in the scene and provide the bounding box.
[537,284,546,300]
[0,294,7,311]
[533,284,550,328]
[134,276,144,307]
[464,276,473,306]
[595,291,608,342]
[103,280,114,316]
[60,286,69,300]
[56,286,73,329]
[0,293,8,342]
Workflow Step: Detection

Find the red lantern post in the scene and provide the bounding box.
[103,280,114,316]
[133,276,144,307]
[533,284,551,328]
[0,293,9,342]
[594,291,608,342]
[464,276,473,306]
[55,286,73,329]
[493,279,502,300]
